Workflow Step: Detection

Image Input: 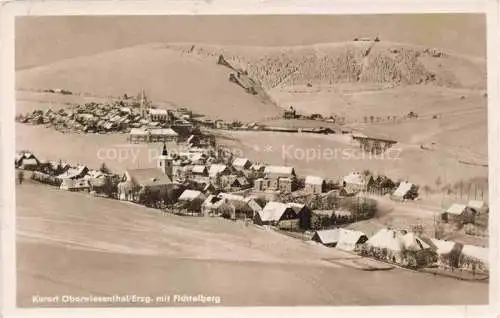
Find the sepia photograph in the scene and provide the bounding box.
[7,10,495,310]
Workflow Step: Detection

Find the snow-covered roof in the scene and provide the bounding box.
[208,164,228,177]
[149,128,178,136]
[461,245,488,264]
[366,228,405,252]
[149,108,169,115]
[402,232,431,251]
[446,203,467,215]
[178,189,205,201]
[232,158,250,168]
[393,181,413,197]
[264,165,295,176]
[129,128,148,136]
[313,229,340,245]
[336,229,367,251]
[430,239,458,255]
[343,172,369,185]
[467,200,486,210]
[258,202,291,222]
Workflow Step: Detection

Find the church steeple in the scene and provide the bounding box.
[158,143,173,179]
[162,142,168,156]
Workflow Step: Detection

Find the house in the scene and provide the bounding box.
[217,193,262,219]
[178,189,207,202]
[336,229,369,252]
[264,166,296,179]
[366,228,436,266]
[342,172,373,194]
[232,158,252,171]
[365,228,406,264]
[85,172,111,191]
[149,128,179,143]
[442,203,477,224]
[128,128,179,143]
[287,203,312,230]
[304,175,326,194]
[430,239,463,269]
[118,144,173,201]
[460,245,489,273]
[311,229,341,247]
[401,232,436,266]
[392,181,418,200]
[253,178,268,191]
[128,128,150,143]
[177,189,207,214]
[201,195,229,217]
[60,178,91,192]
[262,166,297,192]
[278,178,294,193]
[58,165,89,180]
[283,106,298,119]
[149,108,170,122]
[254,201,299,229]
[118,168,172,201]
[254,202,309,230]
[15,151,40,170]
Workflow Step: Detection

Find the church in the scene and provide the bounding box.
[117,143,174,201]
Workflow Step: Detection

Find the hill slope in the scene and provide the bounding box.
[164,42,486,90]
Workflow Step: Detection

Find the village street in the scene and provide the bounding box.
[15,183,488,306]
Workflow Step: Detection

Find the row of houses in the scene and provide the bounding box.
[16,150,112,192]
[311,227,489,272]
[171,187,312,230]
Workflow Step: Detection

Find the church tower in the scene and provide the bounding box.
[158,143,173,179]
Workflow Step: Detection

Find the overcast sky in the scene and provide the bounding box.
[16,14,486,69]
